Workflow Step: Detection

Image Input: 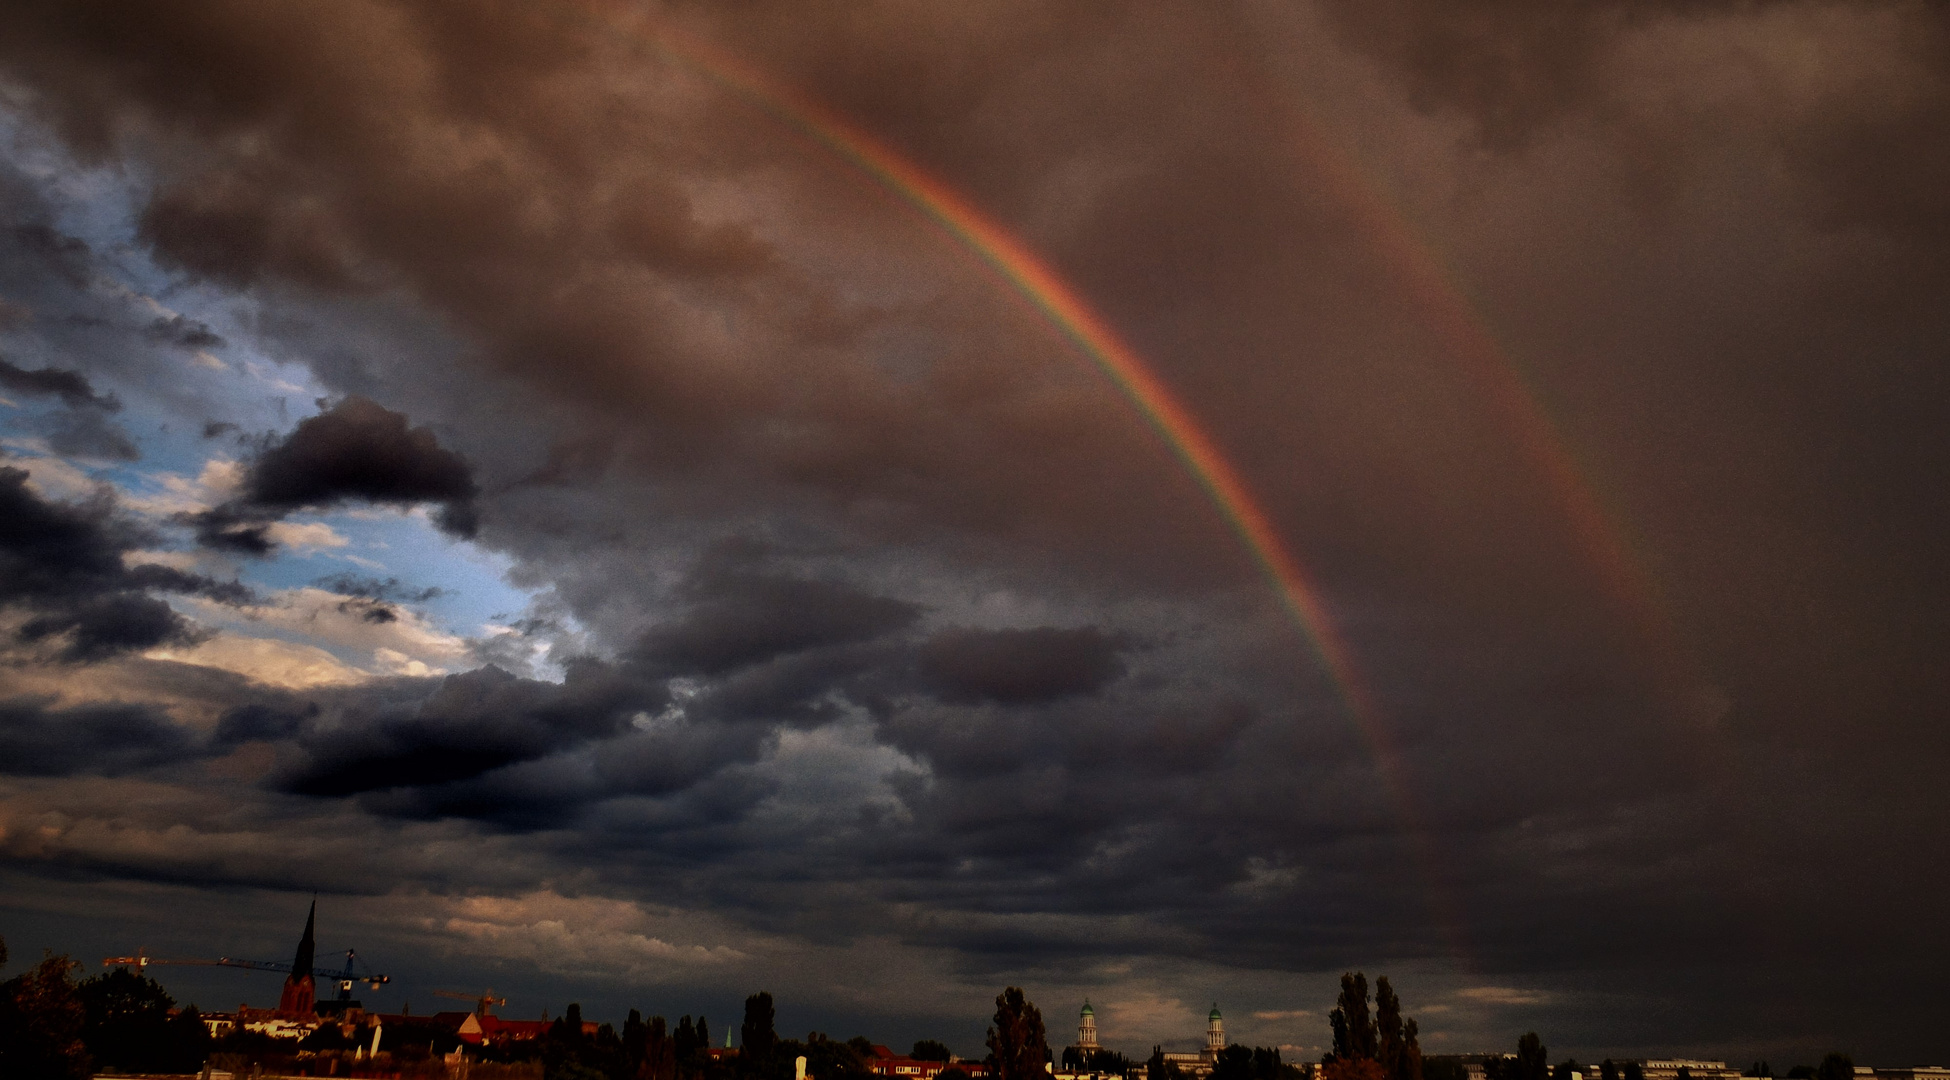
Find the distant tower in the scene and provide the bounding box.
[276,898,317,1015]
[1078,1001,1099,1051]
[1205,1005,1224,1056]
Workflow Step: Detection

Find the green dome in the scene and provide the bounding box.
[1080,1002,1094,1016]
[1209,1005,1222,1021]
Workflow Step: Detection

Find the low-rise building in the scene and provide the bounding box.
[864,1046,991,1080]
[1631,1061,1743,1080]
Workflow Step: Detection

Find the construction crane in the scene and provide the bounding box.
[434,989,508,1016]
[103,947,391,1005]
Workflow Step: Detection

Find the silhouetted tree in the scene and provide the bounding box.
[678,1017,699,1064]
[802,1032,871,1080]
[1375,979,1403,1075]
[555,1004,589,1043]
[986,987,1049,1080]
[0,953,91,1080]
[915,1041,953,1062]
[742,992,779,1072]
[1816,1054,1854,1080]
[1212,1045,1258,1080]
[1325,973,1416,1080]
[1149,1046,1174,1080]
[1601,1060,1619,1080]
[1748,1064,1773,1078]
[1514,1034,1548,1080]
[1373,979,1421,1080]
[77,967,208,1073]
[1330,974,1376,1062]
[1624,1063,1645,1080]
[627,1011,650,1080]
[647,1016,678,1080]
[1553,1061,1582,1080]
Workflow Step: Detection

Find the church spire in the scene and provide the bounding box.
[277,897,318,1015]
[291,897,317,976]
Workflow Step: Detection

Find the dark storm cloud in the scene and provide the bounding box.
[311,573,447,625]
[193,396,479,552]
[0,464,246,660]
[0,356,118,410]
[0,359,140,460]
[46,406,140,461]
[918,626,1125,705]
[271,663,649,801]
[213,700,320,746]
[243,396,477,522]
[0,696,196,776]
[142,313,225,350]
[12,222,92,288]
[311,573,447,604]
[636,570,921,678]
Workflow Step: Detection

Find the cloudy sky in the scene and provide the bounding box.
[1,0,1947,1066]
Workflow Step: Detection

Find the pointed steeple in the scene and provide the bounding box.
[277,897,318,1015]
[291,897,317,977]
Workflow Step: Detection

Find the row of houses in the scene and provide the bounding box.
[200,1005,574,1048]
[1423,1060,1950,1080]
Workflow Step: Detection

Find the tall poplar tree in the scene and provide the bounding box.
[1330,973,1376,1062]
[985,987,1049,1080]
[741,992,778,1073]
[1514,1034,1548,1080]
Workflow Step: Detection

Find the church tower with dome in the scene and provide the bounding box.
[1078,1001,1099,1051]
[1204,1004,1224,1060]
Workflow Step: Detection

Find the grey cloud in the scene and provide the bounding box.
[0,696,197,776]
[142,313,225,350]
[0,464,243,660]
[46,405,140,461]
[213,700,321,746]
[918,626,1125,705]
[193,395,480,553]
[0,356,118,410]
[11,221,91,287]
[272,664,651,802]
[636,570,921,679]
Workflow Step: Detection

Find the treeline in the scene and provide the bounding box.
[0,945,213,1080]
[480,991,981,1080]
[1319,973,1421,1080]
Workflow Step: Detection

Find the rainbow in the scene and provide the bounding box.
[624,20,1383,701]
[1249,71,1700,709]
[592,13,1418,775]
[563,3,1473,955]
